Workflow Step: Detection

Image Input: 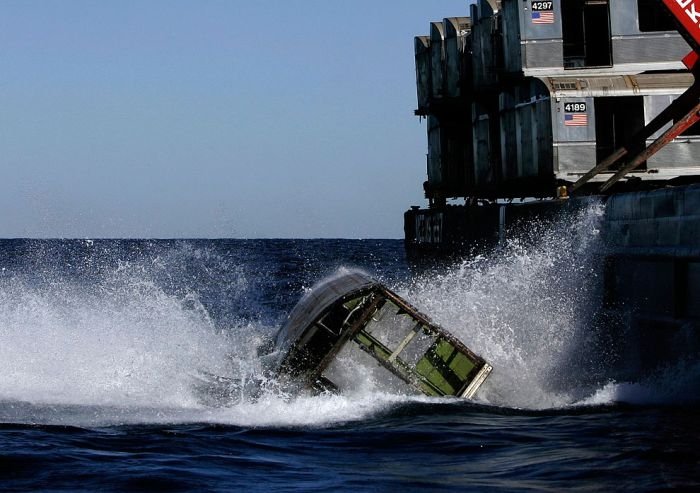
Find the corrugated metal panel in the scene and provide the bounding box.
[613,35,689,65]
[554,139,700,179]
[534,85,554,178]
[426,115,474,196]
[427,115,443,186]
[471,0,499,89]
[501,0,522,74]
[499,90,518,181]
[430,22,445,99]
[414,36,431,112]
[523,40,563,70]
[444,17,471,99]
[554,144,597,175]
[473,104,492,188]
[635,73,694,91]
[610,0,640,35]
[502,79,554,182]
[651,142,700,169]
[646,94,676,139]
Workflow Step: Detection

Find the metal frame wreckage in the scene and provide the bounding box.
[269,271,492,400]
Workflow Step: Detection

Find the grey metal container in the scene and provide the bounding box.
[430,22,446,99]
[414,36,432,114]
[544,73,700,184]
[498,0,688,78]
[427,115,474,198]
[427,115,444,187]
[470,0,499,89]
[444,17,472,99]
[472,99,498,192]
[498,79,554,190]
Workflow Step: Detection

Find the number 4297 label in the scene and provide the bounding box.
[532,1,553,10]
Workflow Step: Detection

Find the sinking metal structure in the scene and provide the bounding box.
[271,271,492,399]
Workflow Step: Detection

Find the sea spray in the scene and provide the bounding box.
[397,201,609,409]
[0,223,694,428]
[0,240,273,410]
[0,272,232,407]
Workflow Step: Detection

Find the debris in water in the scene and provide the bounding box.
[269,270,492,399]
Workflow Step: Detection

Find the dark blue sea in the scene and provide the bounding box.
[1,208,698,491]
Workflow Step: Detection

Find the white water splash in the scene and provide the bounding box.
[0,204,693,427]
[0,245,413,427]
[0,274,234,408]
[398,202,609,410]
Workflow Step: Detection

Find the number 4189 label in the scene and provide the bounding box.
[564,102,587,113]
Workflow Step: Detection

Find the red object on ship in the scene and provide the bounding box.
[662,0,700,68]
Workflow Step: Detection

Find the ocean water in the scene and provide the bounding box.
[0,205,698,491]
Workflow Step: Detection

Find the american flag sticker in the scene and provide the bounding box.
[532,11,555,24]
[565,113,588,126]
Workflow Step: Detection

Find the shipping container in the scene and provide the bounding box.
[545,73,700,184]
[414,36,431,114]
[470,0,500,89]
[444,17,472,99]
[414,0,700,200]
[499,0,688,77]
[430,22,446,100]
[426,115,474,198]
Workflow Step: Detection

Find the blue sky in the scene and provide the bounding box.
[1,1,470,238]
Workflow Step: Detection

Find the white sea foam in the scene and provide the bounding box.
[0,274,233,409]
[0,205,693,427]
[0,246,406,427]
[397,202,610,410]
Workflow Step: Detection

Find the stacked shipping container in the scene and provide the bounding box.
[415,0,700,201]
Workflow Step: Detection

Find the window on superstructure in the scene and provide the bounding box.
[638,0,677,32]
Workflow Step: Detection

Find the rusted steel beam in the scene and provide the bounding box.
[599,100,700,192]
[571,147,630,193]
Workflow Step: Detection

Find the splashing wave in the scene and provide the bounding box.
[0,210,695,427]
